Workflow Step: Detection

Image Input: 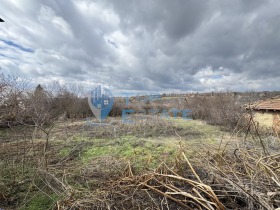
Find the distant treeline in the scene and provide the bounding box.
[1,72,279,129]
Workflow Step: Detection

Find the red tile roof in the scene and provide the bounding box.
[252,97,280,111]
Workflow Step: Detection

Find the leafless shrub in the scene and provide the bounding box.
[185,92,247,130]
[0,72,30,127]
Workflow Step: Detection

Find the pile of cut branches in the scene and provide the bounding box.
[56,153,225,209]
[205,147,280,210]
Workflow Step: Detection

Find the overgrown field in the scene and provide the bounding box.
[0,117,280,209]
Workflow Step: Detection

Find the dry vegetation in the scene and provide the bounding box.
[1,72,280,209]
[1,116,280,210]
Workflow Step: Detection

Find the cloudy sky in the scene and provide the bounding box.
[0,0,280,95]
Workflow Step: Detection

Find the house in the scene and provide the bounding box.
[250,97,280,132]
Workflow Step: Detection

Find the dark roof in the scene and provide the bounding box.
[251,97,280,111]
[0,18,4,22]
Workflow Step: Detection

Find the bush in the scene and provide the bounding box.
[184,92,246,130]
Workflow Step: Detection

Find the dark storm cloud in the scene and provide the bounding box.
[103,0,280,91]
[107,0,209,40]
[0,0,280,93]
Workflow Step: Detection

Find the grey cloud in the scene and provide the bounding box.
[0,0,280,93]
[107,0,209,40]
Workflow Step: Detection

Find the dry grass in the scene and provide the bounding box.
[1,116,280,209]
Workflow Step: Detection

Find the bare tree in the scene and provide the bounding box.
[0,72,30,127]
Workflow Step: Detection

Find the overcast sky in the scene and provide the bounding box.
[0,0,280,95]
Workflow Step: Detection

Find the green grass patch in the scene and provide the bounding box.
[61,119,226,171]
[58,147,72,157]
[21,193,58,210]
[80,135,180,171]
[81,144,114,162]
